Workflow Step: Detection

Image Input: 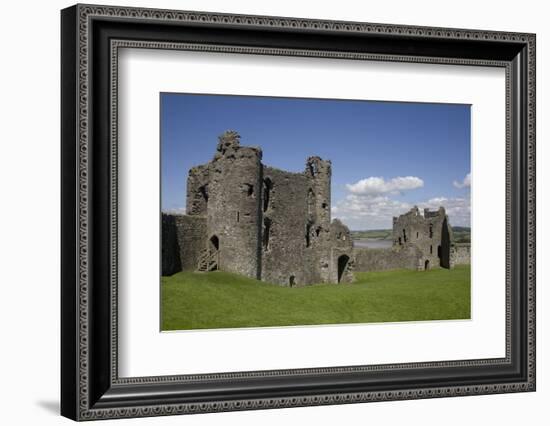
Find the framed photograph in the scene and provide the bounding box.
[61,4,536,421]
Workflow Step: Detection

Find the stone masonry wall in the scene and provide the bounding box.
[162,214,207,275]
[261,166,310,286]
[451,243,471,265]
[162,214,181,276]
[329,219,355,283]
[305,157,333,284]
[206,144,263,279]
[353,245,423,272]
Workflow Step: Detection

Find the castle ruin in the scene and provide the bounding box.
[162,131,470,286]
[162,131,354,286]
[354,206,469,272]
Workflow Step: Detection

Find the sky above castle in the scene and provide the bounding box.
[161,93,471,230]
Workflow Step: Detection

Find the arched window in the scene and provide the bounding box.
[199,184,209,202]
[209,235,219,251]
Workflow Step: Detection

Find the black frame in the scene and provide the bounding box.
[61,4,536,421]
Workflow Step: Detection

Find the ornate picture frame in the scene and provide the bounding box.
[61,4,535,421]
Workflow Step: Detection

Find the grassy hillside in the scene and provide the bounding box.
[452,227,471,243]
[351,229,393,240]
[351,227,471,243]
[161,266,471,331]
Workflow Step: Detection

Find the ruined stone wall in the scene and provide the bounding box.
[451,243,471,265]
[161,214,207,275]
[392,206,453,270]
[186,165,209,216]
[329,219,355,283]
[353,245,423,272]
[305,157,333,283]
[261,166,310,286]
[162,214,181,276]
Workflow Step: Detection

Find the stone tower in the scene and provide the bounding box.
[186,131,263,279]
[304,156,333,283]
[392,206,453,270]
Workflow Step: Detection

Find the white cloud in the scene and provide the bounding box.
[162,206,186,215]
[417,197,471,227]
[453,172,471,189]
[332,194,470,230]
[345,176,424,196]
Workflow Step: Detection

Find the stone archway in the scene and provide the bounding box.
[337,254,350,283]
[289,275,296,287]
[424,259,430,270]
[209,235,219,252]
[198,235,220,272]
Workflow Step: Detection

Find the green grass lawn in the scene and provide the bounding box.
[161,266,471,331]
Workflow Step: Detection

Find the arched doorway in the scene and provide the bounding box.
[289,276,296,287]
[337,255,350,283]
[424,259,430,270]
[198,235,219,272]
[209,235,219,251]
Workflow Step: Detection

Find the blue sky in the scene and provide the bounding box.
[161,93,471,230]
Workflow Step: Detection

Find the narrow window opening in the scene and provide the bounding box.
[263,217,271,251]
[430,245,433,254]
[263,178,272,212]
[236,211,240,222]
[403,229,407,243]
[199,184,209,202]
[429,224,433,238]
[308,162,317,177]
[307,188,315,216]
[306,222,312,247]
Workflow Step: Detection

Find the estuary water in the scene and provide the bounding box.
[353,239,393,249]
